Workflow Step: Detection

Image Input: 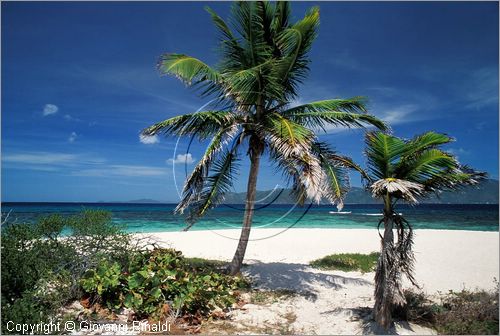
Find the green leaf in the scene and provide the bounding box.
[127,273,143,289]
[150,287,162,299]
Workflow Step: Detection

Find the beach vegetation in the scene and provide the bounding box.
[396,286,499,335]
[1,210,135,333]
[80,248,247,319]
[2,210,248,333]
[250,289,296,304]
[142,1,387,275]
[364,131,485,329]
[310,252,379,273]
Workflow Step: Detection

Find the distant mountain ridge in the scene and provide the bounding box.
[100,199,162,204]
[124,179,498,204]
[222,179,499,205]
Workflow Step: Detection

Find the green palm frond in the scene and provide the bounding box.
[282,98,388,131]
[321,160,350,210]
[422,165,486,192]
[185,146,240,228]
[399,149,458,184]
[403,131,454,156]
[266,112,315,148]
[271,6,319,99]
[158,54,221,86]
[271,1,290,34]
[231,2,271,67]
[366,131,486,203]
[205,6,238,43]
[284,97,368,114]
[365,132,407,180]
[175,127,240,215]
[224,60,284,104]
[141,111,236,140]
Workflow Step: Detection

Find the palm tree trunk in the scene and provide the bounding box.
[373,194,395,329]
[228,146,261,275]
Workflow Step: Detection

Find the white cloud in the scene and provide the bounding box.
[73,165,168,177]
[139,134,160,144]
[167,153,195,165]
[463,67,498,110]
[2,151,167,178]
[43,104,59,116]
[68,132,78,143]
[379,104,419,124]
[64,114,82,122]
[3,152,78,165]
[2,151,105,171]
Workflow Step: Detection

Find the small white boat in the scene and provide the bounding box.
[329,211,352,214]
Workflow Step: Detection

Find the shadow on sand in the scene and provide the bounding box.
[242,261,372,300]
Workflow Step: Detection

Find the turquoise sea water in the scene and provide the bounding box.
[1,203,498,232]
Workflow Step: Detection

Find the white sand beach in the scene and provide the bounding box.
[137,228,499,334]
[142,228,499,293]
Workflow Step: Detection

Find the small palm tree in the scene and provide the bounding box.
[364,131,485,329]
[142,1,387,275]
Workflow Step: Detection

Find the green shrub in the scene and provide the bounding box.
[310,252,380,273]
[1,210,135,334]
[80,248,245,319]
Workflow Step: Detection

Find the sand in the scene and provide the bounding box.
[137,228,498,334]
[141,228,499,293]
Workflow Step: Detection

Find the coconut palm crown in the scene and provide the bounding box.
[364,131,485,329]
[142,1,387,275]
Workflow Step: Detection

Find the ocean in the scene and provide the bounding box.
[1,203,498,232]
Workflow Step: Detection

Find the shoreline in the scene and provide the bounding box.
[137,228,499,293]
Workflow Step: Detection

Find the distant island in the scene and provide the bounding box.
[126,179,498,204]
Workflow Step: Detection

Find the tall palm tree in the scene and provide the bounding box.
[142,1,387,275]
[364,131,485,329]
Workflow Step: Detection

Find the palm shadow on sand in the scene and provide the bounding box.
[242,261,372,300]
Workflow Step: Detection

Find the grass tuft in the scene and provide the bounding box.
[310,252,380,273]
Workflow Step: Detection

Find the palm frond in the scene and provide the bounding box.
[205,6,238,43]
[266,112,315,148]
[270,1,290,36]
[158,53,221,86]
[366,131,486,201]
[175,127,240,215]
[365,132,407,180]
[260,119,325,204]
[310,142,361,209]
[371,178,425,203]
[272,6,320,99]
[230,2,271,67]
[422,165,487,193]
[184,146,240,229]
[142,111,236,140]
[282,98,388,131]
[404,131,454,156]
[321,160,350,210]
[400,149,458,184]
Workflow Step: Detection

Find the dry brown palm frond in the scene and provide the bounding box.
[371,178,425,203]
[374,214,418,329]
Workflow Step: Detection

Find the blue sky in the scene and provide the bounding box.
[2,1,498,202]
